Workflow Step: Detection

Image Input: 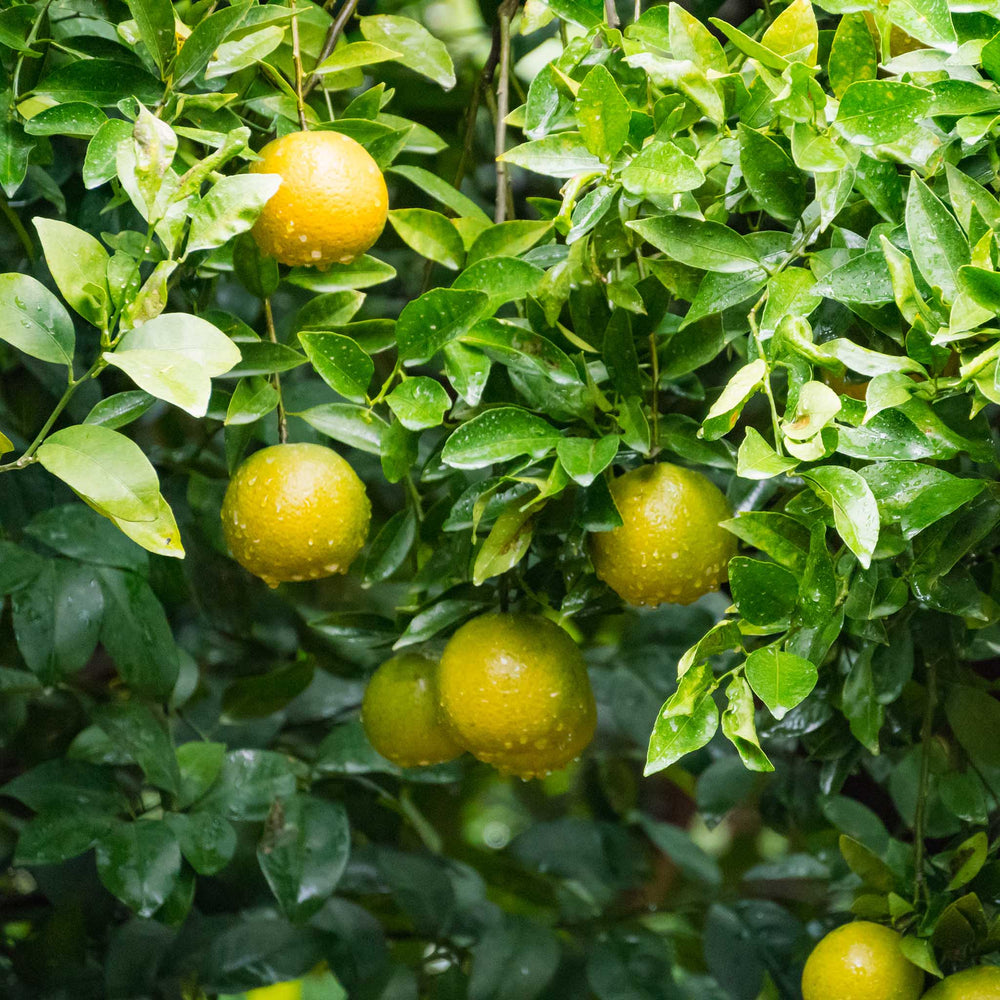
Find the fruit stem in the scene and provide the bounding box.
[913,654,937,907]
[648,331,660,457]
[291,10,309,132]
[264,298,288,445]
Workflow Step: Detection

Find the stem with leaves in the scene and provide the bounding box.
[304,0,361,98]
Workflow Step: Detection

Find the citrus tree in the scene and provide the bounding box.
[2,0,1000,998]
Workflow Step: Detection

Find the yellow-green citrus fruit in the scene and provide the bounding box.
[590,463,736,606]
[247,981,302,1000]
[250,130,388,268]
[922,967,1000,999]
[221,443,370,588]
[801,922,924,1000]
[437,613,597,779]
[361,653,464,768]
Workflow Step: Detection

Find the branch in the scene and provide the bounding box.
[303,0,360,98]
[605,0,620,28]
[494,3,514,223]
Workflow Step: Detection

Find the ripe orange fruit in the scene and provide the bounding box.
[801,922,924,1000]
[922,966,1000,999]
[247,981,302,1000]
[361,653,464,768]
[221,443,370,588]
[437,613,597,779]
[590,464,736,606]
[250,130,388,268]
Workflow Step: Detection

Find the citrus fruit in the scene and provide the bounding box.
[362,653,463,768]
[922,966,1000,999]
[250,130,388,268]
[221,443,370,588]
[247,981,302,1000]
[590,463,736,606]
[801,922,924,1000]
[437,613,597,779]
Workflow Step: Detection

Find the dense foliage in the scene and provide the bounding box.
[2,0,1000,997]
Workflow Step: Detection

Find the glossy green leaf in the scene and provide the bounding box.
[442,407,560,469]
[0,272,75,365]
[744,646,818,721]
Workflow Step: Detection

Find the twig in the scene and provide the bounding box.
[1,194,34,261]
[605,0,620,28]
[264,299,288,445]
[913,656,938,906]
[494,4,513,223]
[303,0,360,98]
[634,0,642,21]
[649,331,659,456]
[455,11,505,190]
[291,11,309,131]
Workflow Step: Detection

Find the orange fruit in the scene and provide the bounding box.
[801,922,924,1000]
[247,981,302,1000]
[221,443,370,588]
[361,653,464,768]
[922,967,1000,999]
[590,463,736,606]
[437,613,597,779]
[250,130,388,268]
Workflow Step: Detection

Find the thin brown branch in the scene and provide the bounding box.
[264,299,288,445]
[605,0,620,28]
[291,12,308,131]
[303,0,360,98]
[494,5,513,223]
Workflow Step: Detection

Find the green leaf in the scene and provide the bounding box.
[628,217,761,272]
[0,272,74,365]
[467,220,552,265]
[1,759,126,814]
[621,140,705,198]
[388,208,465,269]
[98,568,179,698]
[172,1,253,88]
[638,815,723,885]
[94,702,179,795]
[187,174,281,253]
[839,835,895,891]
[946,832,988,890]
[645,663,719,776]
[945,686,1000,769]
[736,427,799,480]
[442,407,560,469]
[11,561,104,684]
[803,466,880,568]
[906,174,969,302]
[887,0,956,49]
[287,254,397,292]
[363,508,417,584]
[739,125,806,223]
[315,39,402,74]
[703,359,767,440]
[452,257,545,307]
[36,425,161,523]
[15,809,113,866]
[24,102,107,138]
[222,660,315,721]
[126,0,177,76]
[843,647,882,752]
[298,332,373,403]
[83,118,132,189]
[109,494,185,560]
[722,512,810,572]
[225,376,280,426]
[296,403,386,455]
[388,165,490,223]
[721,675,774,772]
[359,15,455,89]
[828,13,878,99]
[545,0,604,27]
[396,288,487,364]
[501,134,604,179]
[197,750,297,822]
[96,820,181,917]
[557,436,619,487]
[386,377,451,431]
[834,80,933,146]
[176,741,226,810]
[35,60,163,107]
[744,646,818,720]
[473,504,536,586]
[165,811,236,876]
[464,319,580,386]
[257,795,350,922]
[575,64,631,162]
[728,557,799,628]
